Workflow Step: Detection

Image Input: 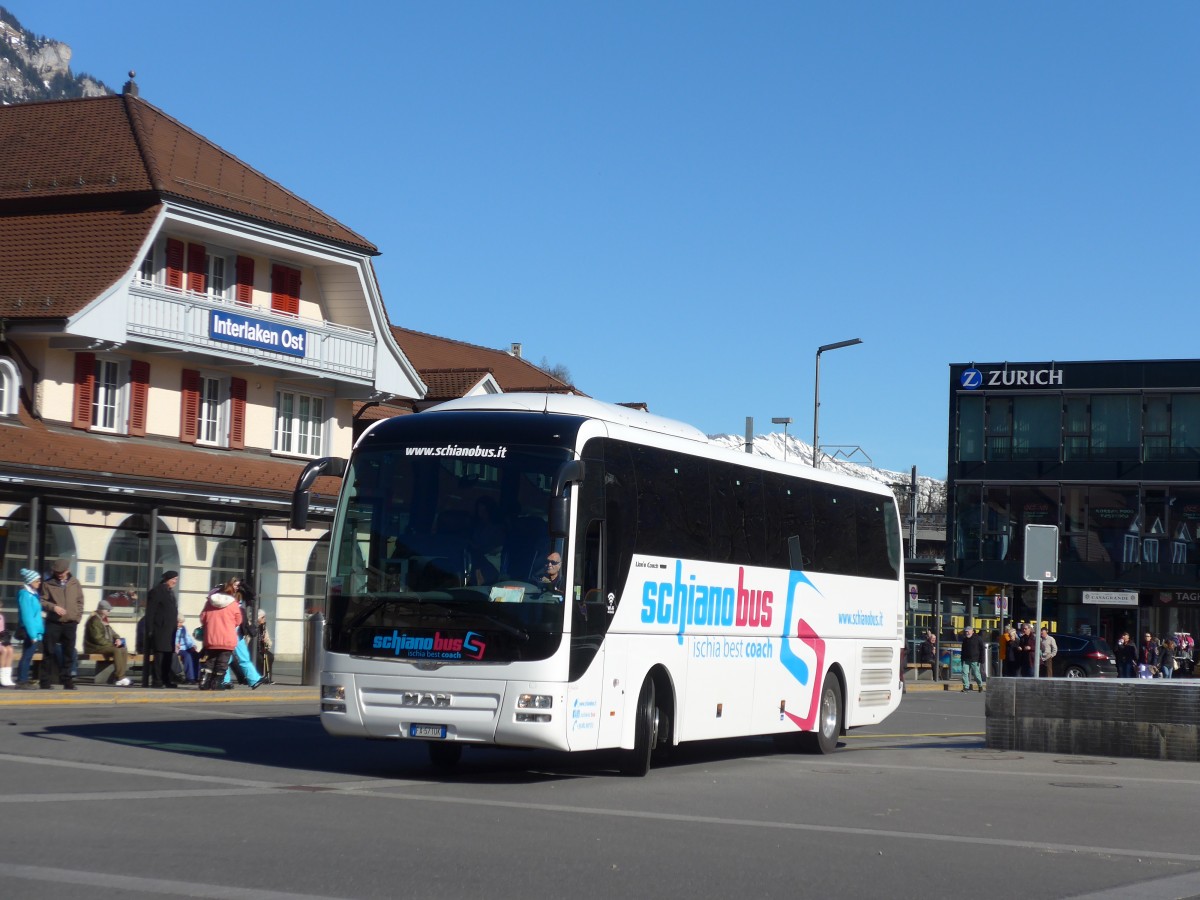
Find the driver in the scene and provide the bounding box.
[539,551,564,595]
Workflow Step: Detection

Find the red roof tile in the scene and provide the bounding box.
[0,404,339,508]
[391,327,581,395]
[0,207,160,316]
[0,94,376,260]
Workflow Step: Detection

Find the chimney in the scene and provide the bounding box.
[510,342,522,358]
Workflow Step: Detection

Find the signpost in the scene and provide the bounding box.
[1024,524,1059,679]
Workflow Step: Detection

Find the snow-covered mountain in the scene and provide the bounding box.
[708,432,946,514]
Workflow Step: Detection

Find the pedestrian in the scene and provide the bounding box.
[174,616,201,684]
[1138,631,1160,679]
[207,577,266,689]
[15,568,44,689]
[1001,624,1020,677]
[39,558,85,689]
[1017,623,1037,677]
[959,625,985,692]
[1158,638,1178,679]
[198,587,241,691]
[256,609,274,684]
[83,597,132,686]
[1039,627,1058,678]
[0,608,12,687]
[146,571,181,688]
[1115,632,1137,678]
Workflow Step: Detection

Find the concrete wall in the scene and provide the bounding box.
[986,678,1200,761]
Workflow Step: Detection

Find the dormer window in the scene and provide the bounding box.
[0,357,19,416]
[138,237,249,304]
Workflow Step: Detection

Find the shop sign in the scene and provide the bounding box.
[1082,590,1139,607]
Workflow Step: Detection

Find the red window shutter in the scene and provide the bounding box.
[180,369,200,444]
[165,239,185,290]
[229,377,247,450]
[128,360,150,437]
[72,352,96,430]
[271,264,301,316]
[235,256,255,306]
[187,243,207,294]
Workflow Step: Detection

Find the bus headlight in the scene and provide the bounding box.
[321,684,346,713]
[517,693,553,709]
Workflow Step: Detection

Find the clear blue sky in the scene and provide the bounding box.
[19,2,1200,479]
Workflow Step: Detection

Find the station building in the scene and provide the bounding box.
[0,82,574,659]
[945,359,1200,647]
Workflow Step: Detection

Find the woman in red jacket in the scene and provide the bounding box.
[198,590,241,691]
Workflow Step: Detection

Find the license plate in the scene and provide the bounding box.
[410,723,447,739]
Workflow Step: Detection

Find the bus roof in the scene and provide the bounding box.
[425,393,710,443]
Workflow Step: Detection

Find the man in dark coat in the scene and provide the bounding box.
[959,625,985,692]
[146,571,180,688]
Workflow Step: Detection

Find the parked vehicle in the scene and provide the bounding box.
[1049,633,1117,678]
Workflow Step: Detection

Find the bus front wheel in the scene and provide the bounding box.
[799,679,842,754]
[620,677,659,777]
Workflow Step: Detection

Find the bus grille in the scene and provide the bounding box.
[861,646,895,665]
[859,668,894,686]
[857,690,893,707]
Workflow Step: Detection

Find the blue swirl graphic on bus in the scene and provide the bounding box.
[779,570,820,686]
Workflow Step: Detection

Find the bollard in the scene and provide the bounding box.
[302,612,324,686]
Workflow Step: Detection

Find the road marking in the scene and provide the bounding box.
[0,861,350,899]
[1061,869,1200,900]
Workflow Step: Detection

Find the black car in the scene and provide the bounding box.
[1049,632,1117,678]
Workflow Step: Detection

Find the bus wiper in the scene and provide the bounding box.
[455,610,529,642]
[346,593,424,629]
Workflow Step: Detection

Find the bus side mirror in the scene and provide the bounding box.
[549,495,570,537]
[291,457,348,530]
[549,459,586,537]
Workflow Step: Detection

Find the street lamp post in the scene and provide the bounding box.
[812,338,863,468]
[771,417,793,462]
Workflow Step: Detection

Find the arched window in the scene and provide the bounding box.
[211,527,278,619]
[0,358,19,416]
[305,534,330,615]
[1,507,74,618]
[102,515,180,617]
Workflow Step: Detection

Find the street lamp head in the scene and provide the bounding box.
[813,338,863,468]
[817,338,863,355]
[771,417,793,425]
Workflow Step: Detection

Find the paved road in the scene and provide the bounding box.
[1,684,1197,899]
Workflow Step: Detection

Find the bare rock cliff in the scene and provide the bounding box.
[1,6,112,104]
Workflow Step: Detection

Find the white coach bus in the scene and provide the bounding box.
[293,394,905,775]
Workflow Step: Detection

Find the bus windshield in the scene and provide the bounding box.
[326,440,573,663]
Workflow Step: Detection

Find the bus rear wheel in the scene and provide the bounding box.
[799,679,842,754]
[428,741,463,770]
[620,677,659,777]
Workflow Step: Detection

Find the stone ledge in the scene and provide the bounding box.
[985,677,1200,761]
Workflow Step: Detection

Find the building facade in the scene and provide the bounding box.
[0,84,425,658]
[946,359,1200,646]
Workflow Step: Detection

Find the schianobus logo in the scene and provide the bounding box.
[371,629,486,661]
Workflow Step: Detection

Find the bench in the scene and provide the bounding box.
[30,652,146,684]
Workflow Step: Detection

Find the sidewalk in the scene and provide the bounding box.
[0,660,318,707]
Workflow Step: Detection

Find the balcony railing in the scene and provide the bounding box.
[128,281,376,382]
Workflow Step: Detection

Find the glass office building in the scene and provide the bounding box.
[947,360,1200,645]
